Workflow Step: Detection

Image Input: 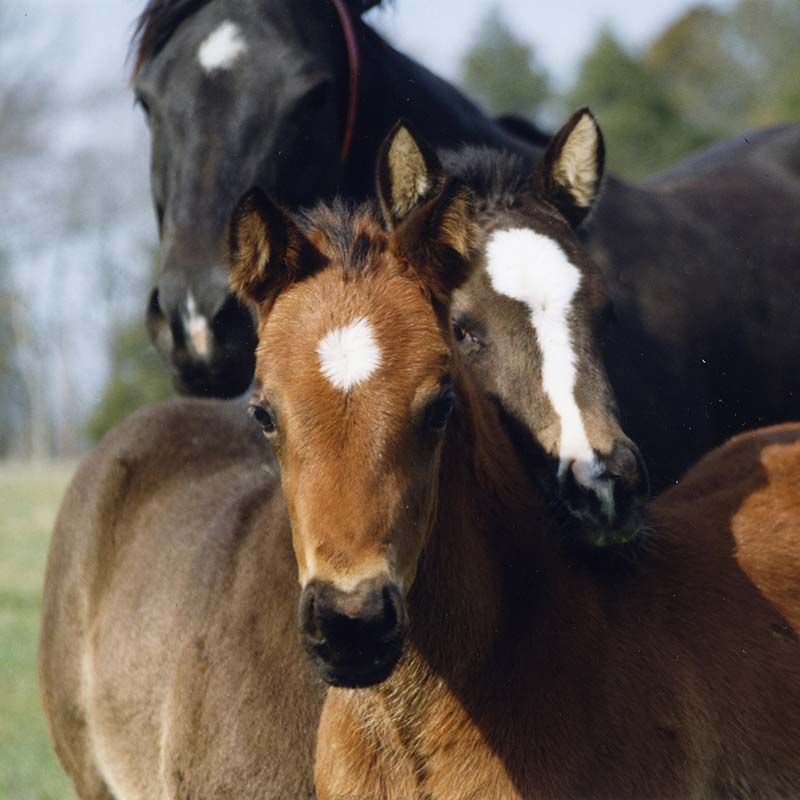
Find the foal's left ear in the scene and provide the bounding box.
[377,121,477,298]
[536,108,605,228]
[228,188,322,311]
[376,120,443,230]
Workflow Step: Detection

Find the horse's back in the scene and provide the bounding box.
[40,399,321,799]
[640,424,800,793]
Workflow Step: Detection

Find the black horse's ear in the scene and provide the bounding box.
[376,120,443,229]
[228,188,322,310]
[535,108,605,228]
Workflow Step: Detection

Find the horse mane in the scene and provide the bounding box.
[130,0,215,78]
[440,147,536,215]
[299,200,385,273]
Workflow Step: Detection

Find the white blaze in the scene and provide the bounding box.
[485,227,613,517]
[184,292,211,359]
[197,21,248,73]
[317,317,382,391]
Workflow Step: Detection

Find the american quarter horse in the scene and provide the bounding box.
[227,122,800,798]
[131,0,541,397]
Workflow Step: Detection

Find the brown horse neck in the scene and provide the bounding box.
[399,370,557,689]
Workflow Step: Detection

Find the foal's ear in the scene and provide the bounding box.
[536,108,605,227]
[377,122,477,299]
[377,120,443,229]
[228,188,321,310]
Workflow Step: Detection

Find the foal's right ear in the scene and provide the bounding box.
[228,188,321,310]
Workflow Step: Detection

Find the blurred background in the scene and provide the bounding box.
[0,0,797,795]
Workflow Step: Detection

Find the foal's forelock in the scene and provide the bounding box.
[485,226,615,519]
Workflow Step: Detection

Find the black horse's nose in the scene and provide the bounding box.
[560,439,649,548]
[146,283,256,399]
[299,577,405,688]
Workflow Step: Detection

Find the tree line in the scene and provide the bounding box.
[462,0,800,180]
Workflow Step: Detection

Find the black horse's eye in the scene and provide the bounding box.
[249,403,277,434]
[425,387,456,431]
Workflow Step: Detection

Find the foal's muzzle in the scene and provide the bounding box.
[299,577,406,688]
[560,440,650,548]
[146,287,257,398]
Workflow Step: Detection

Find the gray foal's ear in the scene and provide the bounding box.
[537,107,605,227]
[376,120,443,229]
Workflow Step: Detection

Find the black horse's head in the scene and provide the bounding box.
[132,0,378,397]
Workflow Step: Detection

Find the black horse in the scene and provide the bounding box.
[132,0,543,397]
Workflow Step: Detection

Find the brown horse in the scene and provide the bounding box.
[226,128,800,797]
[38,399,323,798]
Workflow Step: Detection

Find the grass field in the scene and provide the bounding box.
[0,462,75,799]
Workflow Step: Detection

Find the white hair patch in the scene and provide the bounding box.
[317,317,381,391]
[197,21,248,73]
[184,292,211,359]
[485,227,613,517]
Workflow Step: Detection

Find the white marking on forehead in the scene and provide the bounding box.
[184,292,211,359]
[197,21,248,73]
[317,317,381,391]
[485,227,613,517]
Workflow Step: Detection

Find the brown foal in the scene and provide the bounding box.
[228,127,800,799]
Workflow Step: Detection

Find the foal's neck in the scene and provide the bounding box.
[402,374,553,687]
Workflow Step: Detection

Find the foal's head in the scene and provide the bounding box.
[440,111,649,547]
[228,131,476,686]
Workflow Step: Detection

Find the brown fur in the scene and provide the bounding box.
[39,399,324,798]
[232,189,800,797]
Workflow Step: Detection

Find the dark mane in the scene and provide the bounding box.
[440,147,536,216]
[299,199,384,273]
[130,0,214,78]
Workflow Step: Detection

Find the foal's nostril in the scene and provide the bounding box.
[606,440,650,497]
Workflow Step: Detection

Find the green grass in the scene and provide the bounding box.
[0,462,76,800]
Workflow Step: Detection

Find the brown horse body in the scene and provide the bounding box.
[38,399,322,799]
[316,420,800,798]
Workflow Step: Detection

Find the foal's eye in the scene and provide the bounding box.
[425,387,456,431]
[248,403,278,434]
[452,319,481,348]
